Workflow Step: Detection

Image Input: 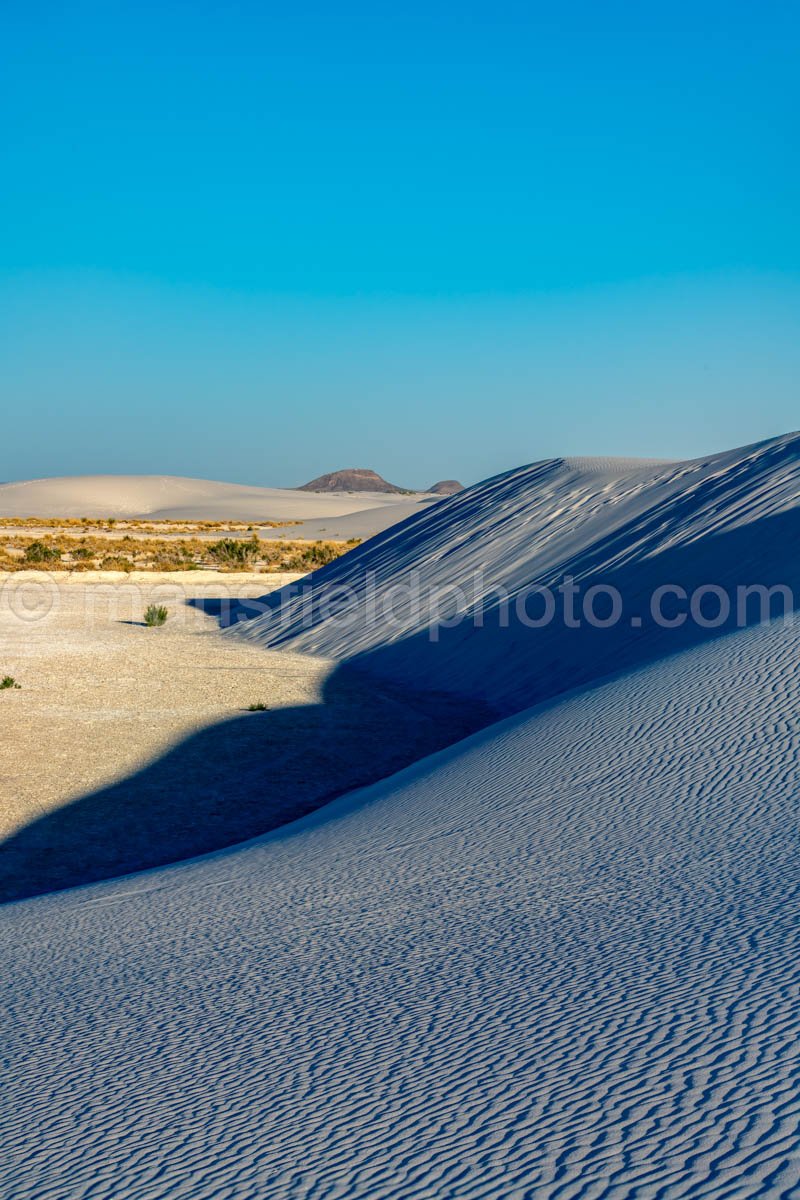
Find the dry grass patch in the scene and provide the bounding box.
[0,533,361,573]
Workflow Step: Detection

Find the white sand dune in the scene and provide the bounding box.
[0,474,419,523]
[267,495,441,541]
[237,432,800,712]
[3,612,800,1198]
[3,433,800,1198]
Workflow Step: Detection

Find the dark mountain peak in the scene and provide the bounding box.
[298,468,408,494]
[428,479,464,495]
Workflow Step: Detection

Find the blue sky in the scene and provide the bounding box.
[2,1,798,486]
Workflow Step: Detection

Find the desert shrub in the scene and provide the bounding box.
[24,540,60,563]
[311,542,340,567]
[295,541,343,569]
[247,702,269,711]
[1,676,20,690]
[144,604,168,627]
[149,544,196,570]
[72,546,94,560]
[100,555,135,572]
[209,536,259,569]
[251,538,357,572]
[151,557,204,571]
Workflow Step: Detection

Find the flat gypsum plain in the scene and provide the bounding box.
[0,575,484,902]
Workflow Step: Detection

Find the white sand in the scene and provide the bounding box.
[0,473,431,521]
[3,434,800,1198]
[266,495,441,540]
[0,573,306,840]
[240,432,800,712]
[0,573,479,898]
[4,600,800,1198]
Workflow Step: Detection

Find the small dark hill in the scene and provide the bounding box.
[298,468,408,493]
[428,480,464,495]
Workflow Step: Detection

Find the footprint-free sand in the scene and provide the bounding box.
[0,571,480,901]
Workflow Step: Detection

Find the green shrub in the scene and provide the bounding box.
[298,541,342,569]
[1,676,20,690]
[144,604,168,627]
[209,536,259,569]
[24,540,60,563]
[247,702,269,711]
[100,555,135,572]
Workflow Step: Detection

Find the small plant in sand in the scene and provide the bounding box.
[24,540,60,563]
[144,604,169,627]
[247,702,269,711]
[1,676,21,690]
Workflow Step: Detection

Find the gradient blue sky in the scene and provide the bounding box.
[2,1,798,487]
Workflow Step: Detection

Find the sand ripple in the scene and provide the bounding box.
[2,615,800,1196]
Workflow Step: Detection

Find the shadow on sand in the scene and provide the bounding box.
[3,507,800,905]
[317,508,800,716]
[0,664,488,904]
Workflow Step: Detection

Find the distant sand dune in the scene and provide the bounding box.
[265,496,441,541]
[0,474,419,523]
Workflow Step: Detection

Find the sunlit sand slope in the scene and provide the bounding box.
[236,434,800,710]
[2,612,800,1197]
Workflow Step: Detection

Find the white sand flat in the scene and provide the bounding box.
[0,574,478,898]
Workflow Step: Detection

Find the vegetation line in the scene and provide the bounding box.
[0,531,360,573]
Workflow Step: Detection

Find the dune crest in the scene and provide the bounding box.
[0,473,420,526]
[236,432,800,712]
